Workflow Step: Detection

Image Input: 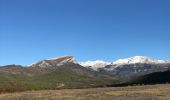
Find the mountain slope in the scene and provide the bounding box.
[0,56,117,93]
[127,70,170,85]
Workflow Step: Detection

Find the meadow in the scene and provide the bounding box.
[0,84,170,100]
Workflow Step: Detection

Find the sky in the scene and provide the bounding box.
[0,0,170,65]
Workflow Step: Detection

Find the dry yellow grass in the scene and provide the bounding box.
[0,84,170,100]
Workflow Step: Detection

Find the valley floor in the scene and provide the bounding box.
[0,84,170,100]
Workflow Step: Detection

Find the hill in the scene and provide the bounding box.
[0,56,117,93]
[127,70,170,85]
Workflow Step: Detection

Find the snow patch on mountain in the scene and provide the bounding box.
[79,60,110,71]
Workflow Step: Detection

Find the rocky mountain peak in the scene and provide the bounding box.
[32,56,77,68]
[47,56,76,63]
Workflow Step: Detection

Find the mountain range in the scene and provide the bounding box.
[80,56,170,79]
[0,56,170,92]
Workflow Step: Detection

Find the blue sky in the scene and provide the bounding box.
[0,0,170,65]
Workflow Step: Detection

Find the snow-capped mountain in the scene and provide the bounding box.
[79,56,168,71]
[100,56,170,79]
[111,56,166,65]
[79,56,170,79]
[79,60,110,71]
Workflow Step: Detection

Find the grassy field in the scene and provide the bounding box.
[0,84,170,100]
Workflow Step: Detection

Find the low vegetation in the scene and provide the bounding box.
[0,84,170,100]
